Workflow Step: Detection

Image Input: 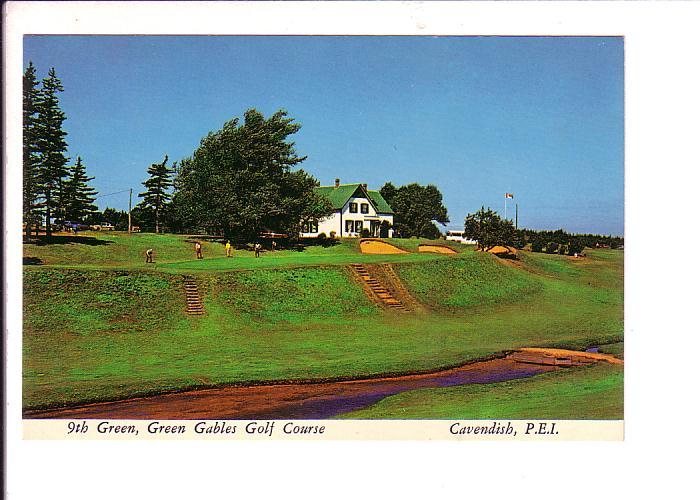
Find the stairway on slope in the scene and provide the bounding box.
[349,263,411,312]
[182,275,205,316]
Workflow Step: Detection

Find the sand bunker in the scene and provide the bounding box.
[486,245,517,256]
[418,244,457,254]
[359,239,408,254]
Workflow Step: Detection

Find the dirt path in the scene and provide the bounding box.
[24,349,618,420]
[515,347,624,365]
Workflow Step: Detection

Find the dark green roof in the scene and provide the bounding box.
[315,184,394,214]
[367,191,394,214]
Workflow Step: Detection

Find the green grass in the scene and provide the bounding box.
[22,232,623,413]
[23,231,221,267]
[160,248,447,272]
[212,266,377,324]
[339,362,623,419]
[396,251,543,310]
[598,342,624,359]
[24,233,454,272]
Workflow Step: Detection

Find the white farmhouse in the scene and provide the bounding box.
[445,230,477,245]
[300,179,394,238]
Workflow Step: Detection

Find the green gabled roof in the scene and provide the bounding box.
[315,184,394,214]
[367,190,394,214]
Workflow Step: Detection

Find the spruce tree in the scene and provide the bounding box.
[64,156,98,222]
[23,62,42,239]
[139,155,175,233]
[36,67,70,238]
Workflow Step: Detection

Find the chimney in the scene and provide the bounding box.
[362,183,368,190]
[335,178,340,188]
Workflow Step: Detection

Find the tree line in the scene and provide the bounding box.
[23,63,98,239]
[22,63,454,242]
[462,207,623,255]
[23,62,620,250]
[116,109,452,241]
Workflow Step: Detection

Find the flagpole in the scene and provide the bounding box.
[504,195,507,221]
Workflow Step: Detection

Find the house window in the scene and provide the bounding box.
[355,220,363,233]
[360,203,369,214]
[304,221,318,233]
[349,202,358,213]
[345,220,355,233]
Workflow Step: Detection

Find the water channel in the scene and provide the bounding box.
[27,355,564,420]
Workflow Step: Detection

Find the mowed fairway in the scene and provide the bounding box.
[23,232,623,416]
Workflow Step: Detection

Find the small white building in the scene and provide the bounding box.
[300,179,394,238]
[445,230,477,245]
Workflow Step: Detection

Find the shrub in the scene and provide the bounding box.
[317,232,326,240]
[329,231,336,239]
[531,239,545,253]
[567,239,585,256]
[512,233,526,249]
[558,244,567,255]
[545,241,559,254]
[360,228,371,238]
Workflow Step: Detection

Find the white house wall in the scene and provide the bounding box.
[300,194,394,238]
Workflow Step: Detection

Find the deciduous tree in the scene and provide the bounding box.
[463,206,515,250]
[172,109,332,241]
[379,182,449,238]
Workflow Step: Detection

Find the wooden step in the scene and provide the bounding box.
[183,276,205,316]
[349,263,411,313]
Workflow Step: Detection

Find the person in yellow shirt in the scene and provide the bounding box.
[225,240,232,258]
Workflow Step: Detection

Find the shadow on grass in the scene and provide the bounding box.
[294,238,341,251]
[23,256,43,265]
[29,235,112,247]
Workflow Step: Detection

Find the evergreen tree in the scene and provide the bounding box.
[139,155,175,233]
[64,156,98,221]
[35,67,70,237]
[23,62,42,239]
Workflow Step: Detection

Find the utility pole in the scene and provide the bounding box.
[128,188,132,233]
[515,203,519,230]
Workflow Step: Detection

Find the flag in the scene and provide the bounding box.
[505,193,514,199]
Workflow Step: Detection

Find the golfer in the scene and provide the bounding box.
[145,248,154,263]
[225,240,232,258]
[254,242,261,258]
[195,241,203,259]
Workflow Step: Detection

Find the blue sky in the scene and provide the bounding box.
[24,36,624,235]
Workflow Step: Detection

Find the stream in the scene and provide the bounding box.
[26,354,565,420]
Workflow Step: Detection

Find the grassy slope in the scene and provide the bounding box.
[22,234,623,410]
[340,363,623,420]
[24,233,450,272]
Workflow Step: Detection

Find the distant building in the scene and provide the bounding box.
[445,230,477,245]
[300,179,394,238]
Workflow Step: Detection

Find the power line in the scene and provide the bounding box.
[95,189,132,199]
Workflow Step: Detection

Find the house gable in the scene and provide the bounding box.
[315,183,394,215]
